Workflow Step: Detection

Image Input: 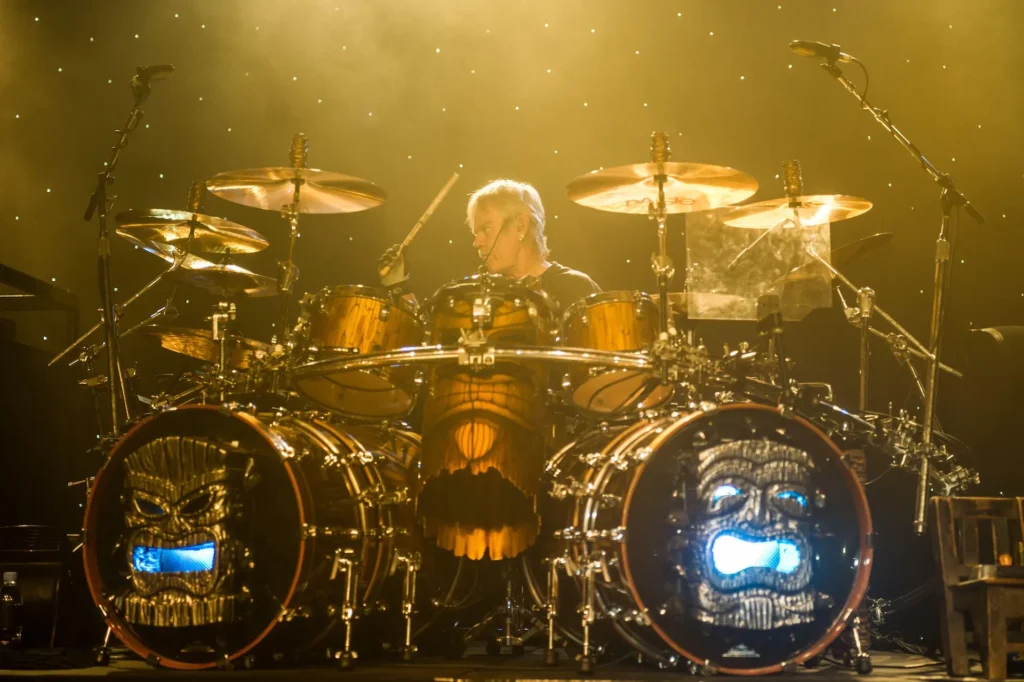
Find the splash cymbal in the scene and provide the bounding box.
[206,168,387,214]
[115,208,269,254]
[164,263,278,298]
[722,195,872,229]
[137,326,270,369]
[566,162,758,215]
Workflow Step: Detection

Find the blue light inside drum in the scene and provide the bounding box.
[711,534,801,575]
[132,542,216,573]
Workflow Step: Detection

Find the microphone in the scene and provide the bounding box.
[131,64,174,103]
[136,64,175,83]
[789,40,855,64]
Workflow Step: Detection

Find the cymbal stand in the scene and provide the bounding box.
[646,133,676,381]
[816,59,984,535]
[276,133,307,343]
[209,301,236,403]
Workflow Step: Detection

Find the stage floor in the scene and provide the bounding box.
[0,650,981,681]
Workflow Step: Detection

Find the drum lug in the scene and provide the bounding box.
[378,305,391,322]
[277,605,313,622]
[302,524,363,540]
[359,485,409,506]
[579,313,589,327]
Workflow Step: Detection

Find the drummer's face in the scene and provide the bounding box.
[472,205,524,275]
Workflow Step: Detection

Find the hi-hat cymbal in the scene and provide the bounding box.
[164,263,278,298]
[115,209,269,254]
[721,195,872,229]
[137,326,270,369]
[772,232,894,287]
[566,162,759,215]
[206,168,387,214]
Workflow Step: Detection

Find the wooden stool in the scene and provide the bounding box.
[931,496,1024,679]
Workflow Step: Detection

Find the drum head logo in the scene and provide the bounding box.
[690,439,816,630]
[120,436,247,627]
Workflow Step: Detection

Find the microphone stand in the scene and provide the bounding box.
[816,60,984,534]
[82,72,157,436]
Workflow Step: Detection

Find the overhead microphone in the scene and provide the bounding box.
[789,40,855,64]
[130,64,174,103]
[136,64,175,83]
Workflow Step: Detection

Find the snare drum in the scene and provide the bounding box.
[293,285,422,418]
[561,291,672,413]
[419,275,555,560]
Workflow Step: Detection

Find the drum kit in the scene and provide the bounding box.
[60,129,981,674]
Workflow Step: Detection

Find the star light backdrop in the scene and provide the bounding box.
[1,2,1022,472]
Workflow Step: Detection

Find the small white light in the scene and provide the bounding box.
[292,76,297,81]
[199,96,203,101]
[227,127,232,132]
[643,102,648,107]
[709,31,714,36]
[58,67,62,72]
[14,114,18,119]
[626,259,631,264]
[544,23,549,27]
[435,48,440,53]
[515,106,519,110]
[591,28,595,33]
[201,24,205,28]
[108,79,112,84]
[43,336,47,341]
[318,99,322,104]
[145,124,149,128]
[134,33,139,39]
[583,102,588,107]
[90,37,94,42]
[51,277,56,282]
[441,107,446,112]
[470,69,475,74]
[740,75,745,80]
[547,68,551,73]
[788,64,793,69]
[46,188,51,193]
[635,50,640,55]
[459,163,464,168]
[174,13,178,17]
[34,17,38,22]
[554,150,558,154]
[159,173,164,179]
[408,155,412,159]
[255,26,259,30]
[368,112,372,116]
[448,239,453,244]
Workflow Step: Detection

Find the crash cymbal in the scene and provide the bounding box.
[164,263,278,298]
[115,209,269,254]
[206,168,387,214]
[137,326,270,369]
[721,195,872,229]
[772,232,894,286]
[566,162,758,215]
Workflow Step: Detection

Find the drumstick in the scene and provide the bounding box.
[379,171,460,278]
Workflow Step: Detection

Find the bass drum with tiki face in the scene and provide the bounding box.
[545,404,873,674]
[82,405,420,670]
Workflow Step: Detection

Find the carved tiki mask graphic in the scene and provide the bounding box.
[690,439,817,630]
[121,436,248,627]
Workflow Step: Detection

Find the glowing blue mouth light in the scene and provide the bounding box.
[711,534,801,575]
[132,542,216,573]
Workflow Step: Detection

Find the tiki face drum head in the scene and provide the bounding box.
[622,405,872,673]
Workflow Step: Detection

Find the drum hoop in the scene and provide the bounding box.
[426,275,555,318]
[619,403,874,676]
[312,284,418,317]
[562,290,654,323]
[81,405,310,670]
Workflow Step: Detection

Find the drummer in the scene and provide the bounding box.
[381,179,600,313]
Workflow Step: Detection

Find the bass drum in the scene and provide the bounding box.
[544,404,873,674]
[82,405,420,669]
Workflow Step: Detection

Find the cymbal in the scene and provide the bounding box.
[566,162,758,215]
[137,326,270,369]
[773,232,894,286]
[115,209,269,254]
[721,195,872,229]
[206,168,387,214]
[119,231,220,270]
[164,263,278,298]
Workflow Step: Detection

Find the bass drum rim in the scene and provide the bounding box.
[620,403,874,676]
[82,405,310,671]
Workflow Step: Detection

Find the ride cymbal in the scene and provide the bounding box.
[115,209,269,254]
[722,195,872,229]
[206,168,387,214]
[137,326,270,369]
[566,162,758,215]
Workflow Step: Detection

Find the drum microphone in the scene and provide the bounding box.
[789,40,856,64]
[131,64,175,103]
